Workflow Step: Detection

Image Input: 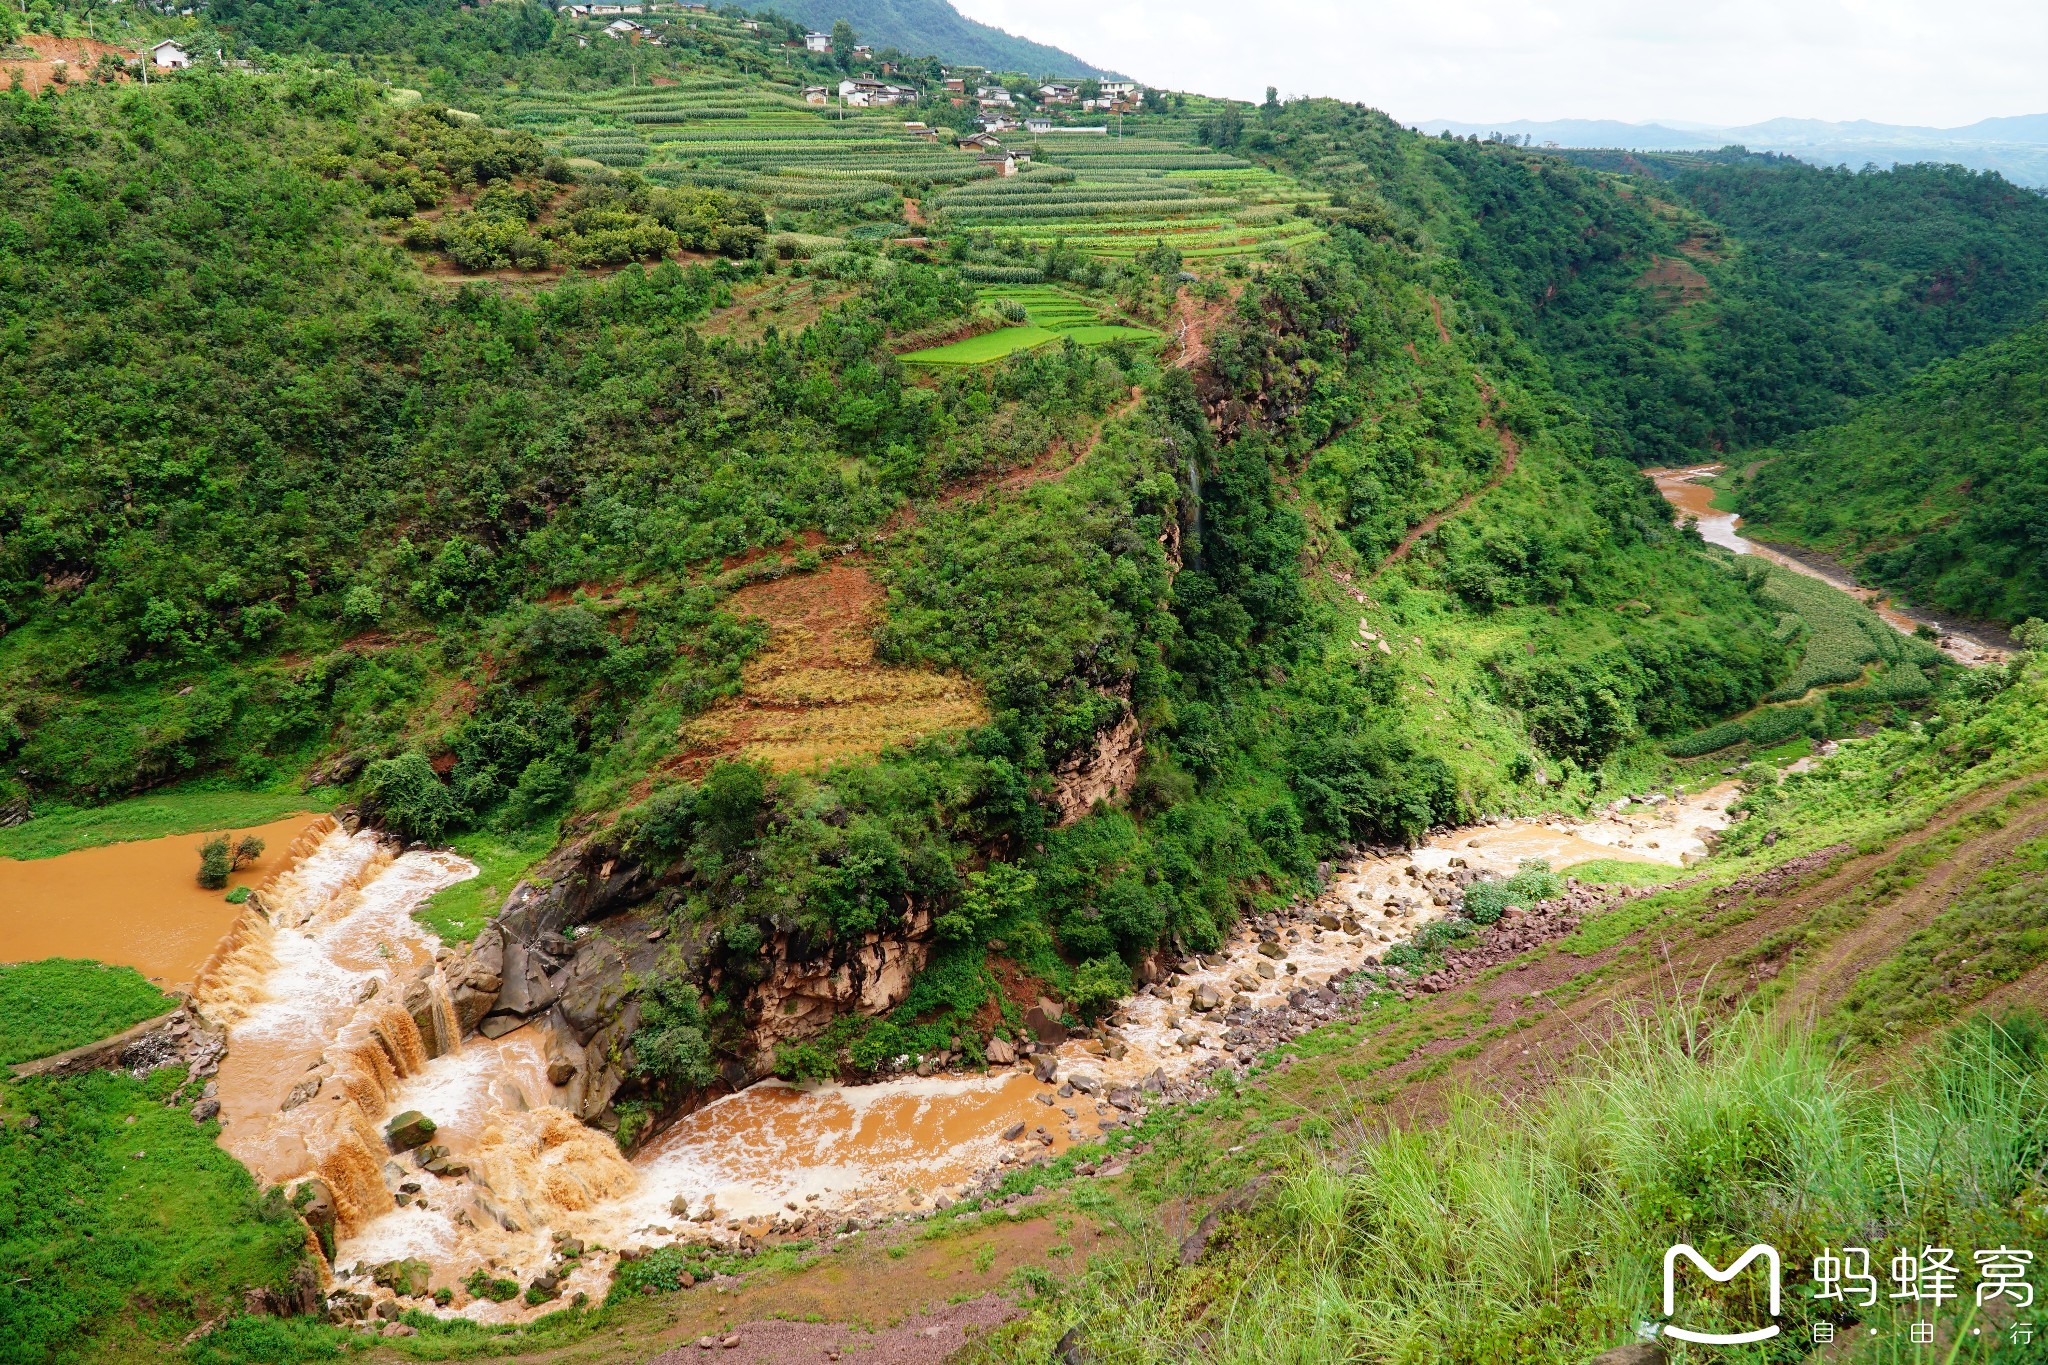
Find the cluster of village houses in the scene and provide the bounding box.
[800,67,1142,118]
[545,7,1148,176]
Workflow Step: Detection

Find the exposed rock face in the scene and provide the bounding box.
[1051,710,1142,826]
[744,909,935,1054]
[400,969,455,1060]
[427,824,948,1147]
[445,932,503,1034]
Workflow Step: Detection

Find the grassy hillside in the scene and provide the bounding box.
[1731,317,2048,627]
[945,638,2048,1364]
[0,53,1794,1043]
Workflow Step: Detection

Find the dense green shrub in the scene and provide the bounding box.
[630,975,715,1089]
[1464,860,1565,924]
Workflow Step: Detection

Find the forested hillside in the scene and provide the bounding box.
[1207,105,2048,462]
[0,16,1791,1059]
[769,0,1113,76]
[1731,318,2048,626]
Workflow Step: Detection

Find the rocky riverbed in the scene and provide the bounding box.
[163,783,1737,1331]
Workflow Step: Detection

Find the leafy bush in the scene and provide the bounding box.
[462,1269,520,1302]
[631,976,715,1088]
[1463,860,1565,924]
[362,752,465,842]
[196,835,233,890]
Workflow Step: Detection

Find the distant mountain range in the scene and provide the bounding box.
[768,0,1116,78]
[1413,114,2048,187]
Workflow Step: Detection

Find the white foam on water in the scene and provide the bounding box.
[207,786,1742,1321]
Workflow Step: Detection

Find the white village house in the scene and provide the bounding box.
[837,77,917,107]
[803,30,832,52]
[150,38,192,69]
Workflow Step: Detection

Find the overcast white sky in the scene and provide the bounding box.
[950,0,2048,128]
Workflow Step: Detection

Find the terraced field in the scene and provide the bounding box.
[899,284,1158,364]
[499,76,985,220]
[939,132,1329,259]
[491,45,1328,266]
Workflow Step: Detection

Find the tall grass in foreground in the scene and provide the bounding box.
[1006,1009,2048,1364]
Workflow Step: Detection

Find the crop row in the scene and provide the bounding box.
[613,109,754,123]
[1031,155,1254,171]
[1756,566,1941,701]
[935,185,1208,207]
[940,197,1243,221]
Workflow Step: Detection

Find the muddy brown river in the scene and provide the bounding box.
[2,772,1738,1325]
[1648,465,2007,667]
[156,788,1734,1322]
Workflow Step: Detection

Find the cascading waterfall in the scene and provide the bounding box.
[189,787,1738,1322]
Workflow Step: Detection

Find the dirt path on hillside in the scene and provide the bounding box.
[1776,788,2048,1023]
[1168,284,1239,371]
[1373,417,1520,575]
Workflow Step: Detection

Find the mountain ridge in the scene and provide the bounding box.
[766,0,1118,77]
[1414,111,2048,185]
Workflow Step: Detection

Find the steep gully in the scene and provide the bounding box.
[183,787,1736,1326]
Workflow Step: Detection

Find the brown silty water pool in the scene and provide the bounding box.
[0,812,325,989]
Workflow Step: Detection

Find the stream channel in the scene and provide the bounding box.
[1648,465,2008,667]
[105,788,1739,1323]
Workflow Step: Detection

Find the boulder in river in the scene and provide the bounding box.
[1032,1053,1058,1084]
[1024,1004,1067,1045]
[447,931,504,1033]
[1191,983,1223,1011]
[1257,940,1286,960]
[401,971,451,1060]
[279,1076,322,1112]
[384,1110,437,1152]
[985,1037,1016,1065]
[372,1258,433,1298]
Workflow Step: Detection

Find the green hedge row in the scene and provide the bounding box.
[1667,703,1821,757]
[959,265,1046,282]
